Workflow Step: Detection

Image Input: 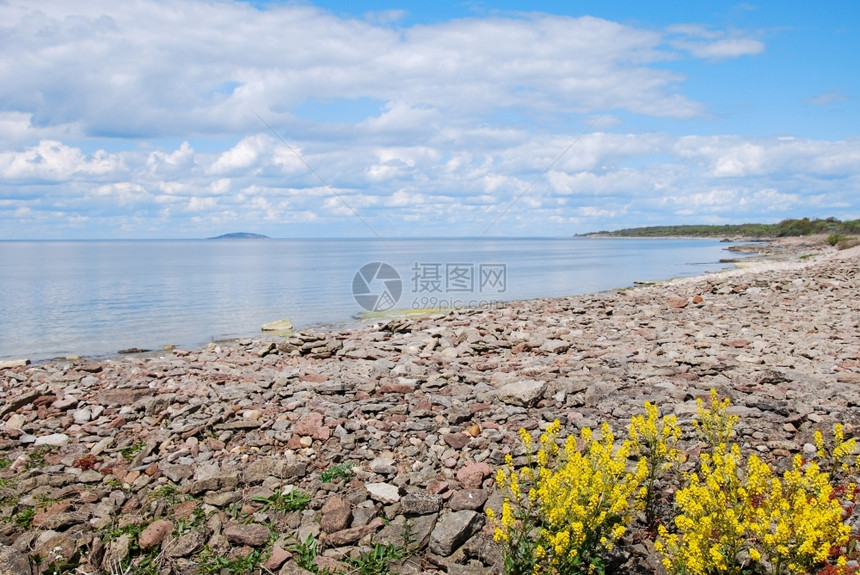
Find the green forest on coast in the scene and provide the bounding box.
[585,217,860,238]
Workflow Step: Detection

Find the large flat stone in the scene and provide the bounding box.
[496,379,546,407]
[429,510,484,556]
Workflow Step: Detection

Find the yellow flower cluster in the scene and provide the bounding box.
[535,422,647,573]
[691,388,738,447]
[490,420,646,575]
[815,423,860,475]
[628,402,684,526]
[655,444,747,574]
[749,455,853,573]
[657,393,855,575]
[629,402,683,467]
[489,391,857,575]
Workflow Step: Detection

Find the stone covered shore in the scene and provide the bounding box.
[1,240,859,574]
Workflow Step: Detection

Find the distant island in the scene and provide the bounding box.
[581,217,860,239]
[207,232,271,240]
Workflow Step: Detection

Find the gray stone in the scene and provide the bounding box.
[102,534,131,571]
[496,379,546,407]
[38,510,89,531]
[279,562,315,575]
[245,457,307,483]
[34,433,69,447]
[0,543,31,575]
[224,523,270,547]
[262,318,293,332]
[365,482,401,504]
[72,407,92,423]
[374,514,437,549]
[165,530,207,558]
[428,510,484,556]
[401,493,442,515]
[540,339,570,354]
[369,457,398,475]
[4,414,25,431]
[0,389,40,418]
[160,463,194,482]
[449,489,488,511]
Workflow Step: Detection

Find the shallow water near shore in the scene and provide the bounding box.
[0,237,746,361]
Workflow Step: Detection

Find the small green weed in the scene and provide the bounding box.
[149,483,184,504]
[105,477,124,490]
[104,522,143,542]
[252,488,310,513]
[344,543,405,575]
[101,523,161,575]
[34,494,57,510]
[290,535,321,573]
[0,457,11,470]
[827,232,845,246]
[13,507,34,529]
[320,461,354,483]
[120,440,147,460]
[197,546,263,575]
[33,547,79,575]
[174,506,207,535]
[27,445,57,468]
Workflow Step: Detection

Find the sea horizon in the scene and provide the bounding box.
[0,237,751,362]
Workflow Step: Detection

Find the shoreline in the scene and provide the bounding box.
[1,236,803,367]
[2,238,859,573]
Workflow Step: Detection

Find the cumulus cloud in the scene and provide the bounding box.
[0,1,857,238]
[0,0,717,144]
[0,140,123,181]
[2,132,859,237]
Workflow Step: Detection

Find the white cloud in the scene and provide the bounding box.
[147,142,195,174]
[90,182,149,205]
[0,1,857,238]
[667,24,764,60]
[0,0,725,146]
[187,196,217,212]
[2,130,858,238]
[805,90,850,106]
[0,140,122,181]
[210,134,273,174]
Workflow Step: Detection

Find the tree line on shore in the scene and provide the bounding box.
[584,217,860,238]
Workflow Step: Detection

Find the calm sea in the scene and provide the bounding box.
[0,238,745,361]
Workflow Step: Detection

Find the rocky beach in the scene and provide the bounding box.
[1,238,859,575]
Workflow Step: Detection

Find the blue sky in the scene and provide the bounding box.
[0,1,858,239]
